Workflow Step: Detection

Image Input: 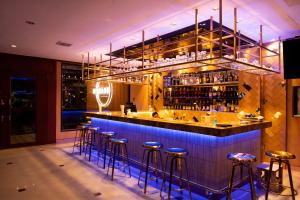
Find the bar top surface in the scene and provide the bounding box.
[85,112,272,137]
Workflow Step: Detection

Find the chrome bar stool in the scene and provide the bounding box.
[84,127,100,162]
[138,141,164,194]
[265,150,297,200]
[107,138,131,181]
[72,123,91,155]
[97,131,116,169]
[227,153,257,200]
[160,148,192,200]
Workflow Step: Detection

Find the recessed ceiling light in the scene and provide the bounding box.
[56,41,72,47]
[11,44,17,48]
[25,20,35,25]
[212,7,219,11]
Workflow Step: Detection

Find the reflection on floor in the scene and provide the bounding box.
[10,133,35,145]
[0,142,299,200]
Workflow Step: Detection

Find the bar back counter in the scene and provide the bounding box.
[85,111,271,193]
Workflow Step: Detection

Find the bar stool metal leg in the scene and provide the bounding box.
[154,151,159,182]
[248,164,256,200]
[160,155,170,197]
[124,144,131,177]
[108,143,117,181]
[286,161,296,200]
[103,139,110,169]
[72,129,79,153]
[144,149,153,194]
[88,130,93,162]
[138,149,147,186]
[265,159,274,200]
[183,157,192,200]
[227,164,236,200]
[168,157,175,200]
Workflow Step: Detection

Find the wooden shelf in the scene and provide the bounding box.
[164,81,239,87]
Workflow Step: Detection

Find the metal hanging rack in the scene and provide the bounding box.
[81,0,281,83]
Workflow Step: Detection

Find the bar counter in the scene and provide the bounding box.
[85,111,272,192]
[85,111,271,137]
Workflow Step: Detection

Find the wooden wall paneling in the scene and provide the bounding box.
[87,81,129,111]
[261,43,287,162]
[262,73,286,161]
[238,71,261,113]
[0,73,10,148]
[0,53,57,147]
[130,84,149,111]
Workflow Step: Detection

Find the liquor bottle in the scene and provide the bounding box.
[206,73,210,83]
[224,71,228,82]
[228,71,232,82]
[199,73,203,84]
[202,73,206,83]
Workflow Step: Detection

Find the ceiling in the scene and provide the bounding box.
[0,0,300,63]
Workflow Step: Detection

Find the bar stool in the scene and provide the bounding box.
[160,148,192,200]
[227,153,257,200]
[84,127,100,162]
[72,123,91,155]
[106,138,131,181]
[265,150,296,200]
[97,131,116,169]
[138,141,164,194]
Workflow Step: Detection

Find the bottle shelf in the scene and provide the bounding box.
[164,81,239,88]
[164,96,239,100]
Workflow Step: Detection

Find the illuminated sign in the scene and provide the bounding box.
[93,81,113,109]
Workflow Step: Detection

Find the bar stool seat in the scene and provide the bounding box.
[227,152,257,200]
[142,141,162,149]
[265,150,296,160]
[138,141,164,194]
[165,147,188,157]
[101,131,115,137]
[160,147,192,200]
[110,138,128,144]
[265,150,297,200]
[227,153,257,163]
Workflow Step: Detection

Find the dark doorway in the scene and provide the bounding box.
[10,77,37,145]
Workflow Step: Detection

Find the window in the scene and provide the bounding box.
[61,63,87,131]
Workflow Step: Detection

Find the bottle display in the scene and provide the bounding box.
[163,70,239,112]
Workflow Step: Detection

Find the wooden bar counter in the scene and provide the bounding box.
[85,111,272,192]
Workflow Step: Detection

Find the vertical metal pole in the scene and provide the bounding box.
[81,54,84,81]
[99,53,102,77]
[260,25,263,66]
[156,35,160,61]
[195,9,198,61]
[87,52,90,79]
[219,0,223,58]
[142,30,145,70]
[260,75,264,116]
[94,56,96,78]
[238,30,241,58]
[110,43,112,75]
[234,8,237,60]
[123,46,126,80]
[278,36,281,73]
[210,16,213,59]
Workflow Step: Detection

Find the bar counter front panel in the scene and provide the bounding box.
[87,112,271,191]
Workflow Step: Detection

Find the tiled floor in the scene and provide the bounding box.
[0,142,299,200]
